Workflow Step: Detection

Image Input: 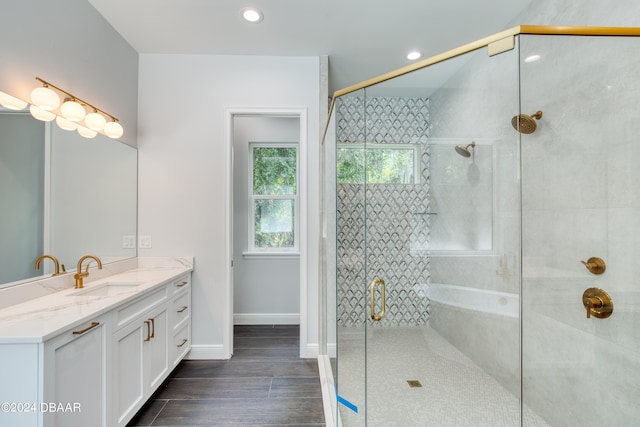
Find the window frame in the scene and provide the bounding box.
[247,142,300,255]
[336,142,421,184]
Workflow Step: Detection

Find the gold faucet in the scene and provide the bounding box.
[35,255,66,276]
[74,255,103,289]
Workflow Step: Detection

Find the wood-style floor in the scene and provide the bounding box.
[127,325,326,426]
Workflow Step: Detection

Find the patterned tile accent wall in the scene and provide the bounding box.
[336,95,432,327]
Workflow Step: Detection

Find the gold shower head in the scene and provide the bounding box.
[511,110,543,134]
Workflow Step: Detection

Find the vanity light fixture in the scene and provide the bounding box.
[30,77,124,139]
[60,98,86,122]
[55,115,78,131]
[241,7,263,23]
[0,91,28,110]
[103,121,124,139]
[77,125,98,139]
[30,84,60,111]
[29,105,56,122]
[85,110,107,130]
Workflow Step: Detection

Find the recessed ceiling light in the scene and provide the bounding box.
[407,51,422,61]
[241,7,263,23]
[524,54,541,63]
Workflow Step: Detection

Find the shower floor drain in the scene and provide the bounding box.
[407,380,422,388]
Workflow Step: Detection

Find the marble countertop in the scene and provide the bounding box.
[0,257,193,344]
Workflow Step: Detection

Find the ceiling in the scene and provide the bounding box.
[88,0,533,94]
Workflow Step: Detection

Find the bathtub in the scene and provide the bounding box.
[422,283,519,318]
[421,283,521,396]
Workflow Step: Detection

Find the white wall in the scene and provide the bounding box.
[137,54,322,358]
[0,0,138,147]
[233,116,300,324]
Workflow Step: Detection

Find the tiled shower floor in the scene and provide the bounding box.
[336,326,550,427]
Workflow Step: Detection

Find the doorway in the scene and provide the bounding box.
[224,108,308,358]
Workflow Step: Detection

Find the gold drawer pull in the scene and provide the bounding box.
[177,281,188,287]
[144,320,151,342]
[177,339,188,348]
[149,317,155,339]
[72,322,100,335]
[177,306,188,313]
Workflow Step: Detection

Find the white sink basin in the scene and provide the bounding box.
[68,282,143,297]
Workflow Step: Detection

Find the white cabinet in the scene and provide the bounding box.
[170,277,191,367]
[145,304,170,392]
[42,314,110,427]
[0,270,192,427]
[112,314,145,425]
[111,273,190,427]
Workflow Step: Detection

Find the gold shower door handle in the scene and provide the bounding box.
[370,278,386,321]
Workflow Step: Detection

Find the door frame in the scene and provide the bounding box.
[224,107,309,358]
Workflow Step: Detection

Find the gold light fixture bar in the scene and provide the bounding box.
[35,77,119,122]
[321,25,640,143]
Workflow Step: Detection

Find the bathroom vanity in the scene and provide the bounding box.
[0,257,193,427]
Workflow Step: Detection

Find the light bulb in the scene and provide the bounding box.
[30,105,56,122]
[104,121,124,139]
[56,116,78,131]
[84,111,106,130]
[60,99,86,122]
[241,7,263,23]
[0,91,28,110]
[77,125,97,139]
[30,86,60,111]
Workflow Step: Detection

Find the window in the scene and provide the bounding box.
[337,143,420,184]
[249,143,298,252]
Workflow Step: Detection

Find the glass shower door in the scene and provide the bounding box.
[335,88,367,427]
[519,34,640,426]
[360,43,523,426]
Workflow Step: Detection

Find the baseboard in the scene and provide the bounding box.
[185,344,229,360]
[233,313,300,325]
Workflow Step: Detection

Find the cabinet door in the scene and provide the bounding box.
[111,318,145,426]
[43,317,108,427]
[144,305,170,393]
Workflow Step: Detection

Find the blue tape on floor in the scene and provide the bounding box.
[337,394,358,413]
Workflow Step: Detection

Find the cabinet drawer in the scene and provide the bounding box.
[172,291,190,330]
[171,275,190,294]
[115,286,168,329]
[172,323,190,367]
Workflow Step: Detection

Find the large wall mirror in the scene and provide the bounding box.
[0,94,137,288]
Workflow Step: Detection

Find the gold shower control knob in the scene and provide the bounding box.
[582,288,613,319]
[581,257,606,275]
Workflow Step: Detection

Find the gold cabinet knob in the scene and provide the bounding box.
[581,257,606,275]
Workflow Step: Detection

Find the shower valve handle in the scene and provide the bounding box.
[582,288,613,319]
[581,257,606,275]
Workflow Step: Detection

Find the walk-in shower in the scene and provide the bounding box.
[319,25,640,427]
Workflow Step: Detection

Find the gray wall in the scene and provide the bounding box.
[513,1,640,425]
[0,0,138,146]
[425,0,640,422]
[233,116,301,324]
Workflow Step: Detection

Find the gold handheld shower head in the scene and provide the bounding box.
[512,110,543,134]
